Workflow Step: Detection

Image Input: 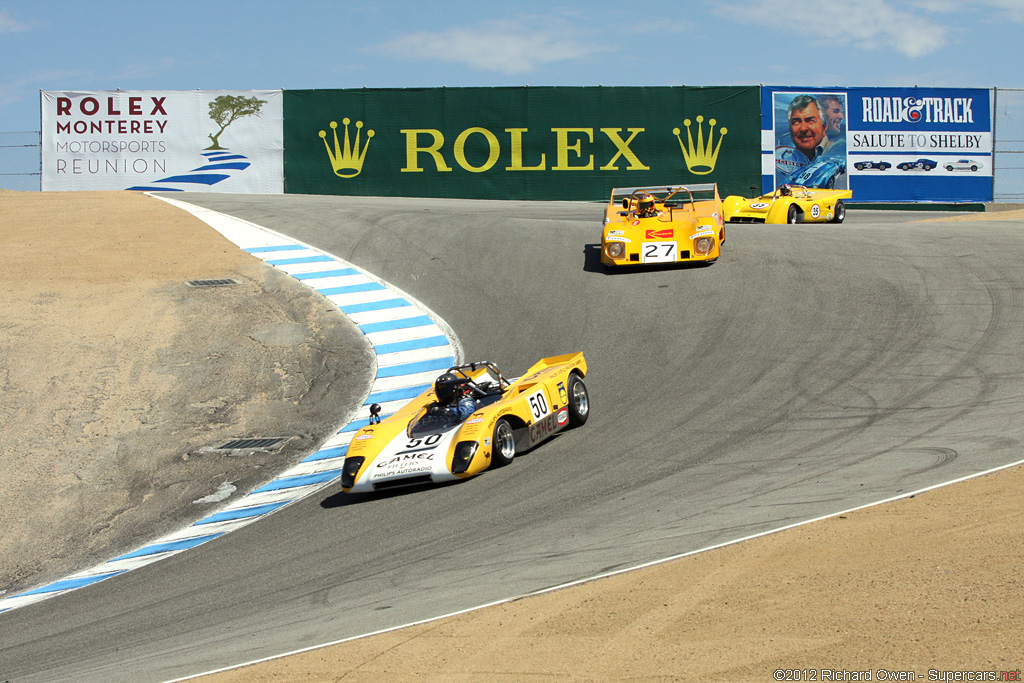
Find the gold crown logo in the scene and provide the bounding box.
[673,116,727,175]
[319,118,374,178]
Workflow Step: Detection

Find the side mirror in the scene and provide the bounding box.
[369,403,382,424]
[621,198,629,209]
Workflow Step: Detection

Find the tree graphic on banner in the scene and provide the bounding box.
[205,95,266,150]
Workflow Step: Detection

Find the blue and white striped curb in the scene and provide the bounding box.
[0,196,461,614]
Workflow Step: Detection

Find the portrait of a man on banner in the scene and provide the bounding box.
[774,91,848,190]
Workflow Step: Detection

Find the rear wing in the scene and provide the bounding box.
[506,352,587,395]
[610,184,717,197]
[609,184,720,206]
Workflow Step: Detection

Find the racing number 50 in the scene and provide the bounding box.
[525,388,552,421]
[528,391,549,420]
[406,433,442,449]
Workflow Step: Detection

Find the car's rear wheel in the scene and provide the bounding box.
[491,418,516,467]
[567,373,589,427]
[831,200,846,224]
[787,205,800,223]
[971,165,978,171]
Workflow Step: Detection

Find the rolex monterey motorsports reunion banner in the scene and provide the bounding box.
[41,90,283,192]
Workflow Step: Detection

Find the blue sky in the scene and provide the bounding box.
[1,0,1022,132]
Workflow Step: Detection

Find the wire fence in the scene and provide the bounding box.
[4,92,1024,200]
[0,131,41,191]
[994,88,1024,203]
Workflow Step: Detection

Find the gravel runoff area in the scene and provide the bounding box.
[2,190,1022,682]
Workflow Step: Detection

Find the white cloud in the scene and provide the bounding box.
[714,0,950,58]
[369,17,608,75]
[913,0,1024,23]
[970,0,1024,23]
[0,69,86,107]
[0,8,30,32]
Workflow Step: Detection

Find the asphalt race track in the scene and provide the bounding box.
[2,195,1023,682]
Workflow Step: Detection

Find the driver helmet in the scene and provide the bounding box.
[434,372,459,404]
[779,184,792,196]
[637,192,656,217]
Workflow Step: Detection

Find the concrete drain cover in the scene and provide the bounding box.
[216,437,288,450]
[187,278,241,288]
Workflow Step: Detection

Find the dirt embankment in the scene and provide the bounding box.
[0,190,373,597]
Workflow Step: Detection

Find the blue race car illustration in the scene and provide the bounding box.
[897,158,936,171]
[853,160,891,171]
[790,157,846,189]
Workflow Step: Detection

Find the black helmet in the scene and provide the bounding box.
[434,372,459,404]
[637,192,656,216]
[779,184,792,196]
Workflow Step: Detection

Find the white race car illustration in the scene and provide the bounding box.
[944,159,982,172]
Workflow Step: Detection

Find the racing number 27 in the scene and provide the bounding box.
[645,244,673,259]
[642,241,677,263]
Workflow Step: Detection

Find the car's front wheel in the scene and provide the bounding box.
[491,418,516,467]
[831,200,846,224]
[787,205,800,223]
[566,373,589,427]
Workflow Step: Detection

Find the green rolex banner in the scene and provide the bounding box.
[283,86,761,201]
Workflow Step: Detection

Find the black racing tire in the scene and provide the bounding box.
[491,417,516,468]
[924,164,934,171]
[971,165,978,172]
[855,163,864,170]
[566,373,590,427]
[831,200,846,224]
[946,165,954,171]
[787,204,800,224]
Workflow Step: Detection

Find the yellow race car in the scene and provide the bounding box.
[601,184,724,267]
[723,184,851,224]
[340,353,589,494]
